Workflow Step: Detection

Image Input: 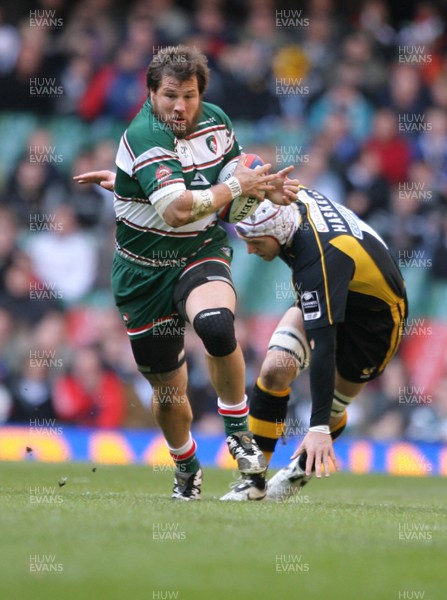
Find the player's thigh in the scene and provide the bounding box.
[173,251,236,322]
[335,373,365,397]
[112,255,186,374]
[274,305,306,334]
[130,328,186,377]
[336,306,403,384]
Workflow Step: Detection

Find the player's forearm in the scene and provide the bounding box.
[308,325,337,428]
[162,183,236,227]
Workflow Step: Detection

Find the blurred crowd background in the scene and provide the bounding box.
[0,0,446,443]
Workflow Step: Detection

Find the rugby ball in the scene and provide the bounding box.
[217,154,265,223]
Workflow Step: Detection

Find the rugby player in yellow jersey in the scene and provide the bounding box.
[74,45,297,500]
[222,188,408,500]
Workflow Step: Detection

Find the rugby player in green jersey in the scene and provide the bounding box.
[75,45,297,499]
[222,188,408,500]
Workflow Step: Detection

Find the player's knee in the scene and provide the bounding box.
[193,307,237,357]
[260,355,293,390]
[267,324,311,379]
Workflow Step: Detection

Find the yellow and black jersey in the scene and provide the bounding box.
[281,186,408,330]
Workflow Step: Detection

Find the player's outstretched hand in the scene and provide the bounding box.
[267,167,300,205]
[73,170,116,192]
[232,154,276,201]
[291,431,340,478]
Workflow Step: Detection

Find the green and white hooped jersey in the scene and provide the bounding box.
[114,100,241,267]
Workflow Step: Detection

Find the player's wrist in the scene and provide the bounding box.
[224,175,242,200]
[308,425,331,435]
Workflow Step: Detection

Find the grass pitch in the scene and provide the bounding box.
[0,461,445,600]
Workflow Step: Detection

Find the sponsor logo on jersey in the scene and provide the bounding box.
[206,135,218,154]
[300,291,321,320]
[156,164,172,181]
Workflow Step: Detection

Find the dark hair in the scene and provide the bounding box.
[146,45,209,95]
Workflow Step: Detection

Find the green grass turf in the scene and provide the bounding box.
[0,461,445,600]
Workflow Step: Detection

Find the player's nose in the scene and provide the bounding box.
[174,98,186,113]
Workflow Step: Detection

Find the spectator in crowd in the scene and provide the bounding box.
[24,204,98,305]
[0,252,57,327]
[0,308,15,418]
[397,2,444,47]
[363,108,411,184]
[345,148,390,223]
[95,307,155,428]
[130,0,191,45]
[0,150,66,228]
[385,184,427,255]
[412,106,447,197]
[300,4,339,94]
[0,208,21,293]
[0,28,60,114]
[295,145,345,205]
[216,40,281,121]
[53,345,125,428]
[314,111,360,170]
[8,353,56,424]
[78,42,147,121]
[336,31,388,98]
[0,7,20,75]
[56,0,119,68]
[190,0,232,61]
[32,310,71,375]
[360,357,410,440]
[380,63,430,116]
[308,83,374,142]
[57,53,95,115]
[405,375,447,443]
[57,151,110,231]
[430,209,447,281]
[357,0,396,49]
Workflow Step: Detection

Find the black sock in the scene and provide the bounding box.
[248,380,290,463]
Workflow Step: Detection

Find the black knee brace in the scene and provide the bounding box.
[193,308,237,357]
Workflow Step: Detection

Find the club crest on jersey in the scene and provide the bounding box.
[156,164,172,181]
[121,312,130,323]
[300,291,321,320]
[206,135,218,154]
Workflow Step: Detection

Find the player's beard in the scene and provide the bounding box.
[152,101,202,139]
